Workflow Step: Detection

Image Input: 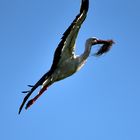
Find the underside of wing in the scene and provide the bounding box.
[49,0,89,74]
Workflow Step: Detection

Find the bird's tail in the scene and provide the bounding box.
[94,39,114,56]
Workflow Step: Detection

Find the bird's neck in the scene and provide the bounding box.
[80,43,92,61]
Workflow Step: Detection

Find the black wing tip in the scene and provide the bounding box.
[18,90,32,115]
[18,109,21,115]
[22,90,30,94]
[18,101,25,115]
[80,0,89,13]
[18,105,23,115]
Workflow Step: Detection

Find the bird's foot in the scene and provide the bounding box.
[25,86,48,110]
[25,99,35,109]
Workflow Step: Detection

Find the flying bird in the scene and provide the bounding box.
[19,0,114,114]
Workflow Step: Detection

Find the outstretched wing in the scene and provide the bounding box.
[18,72,49,114]
[49,0,89,74]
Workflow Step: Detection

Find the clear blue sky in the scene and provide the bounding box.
[0,0,140,140]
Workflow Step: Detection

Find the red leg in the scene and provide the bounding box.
[25,86,48,109]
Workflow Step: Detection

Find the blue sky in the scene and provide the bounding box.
[0,0,140,140]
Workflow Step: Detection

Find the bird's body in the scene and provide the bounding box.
[19,0,114,114]
[44,56,79,84]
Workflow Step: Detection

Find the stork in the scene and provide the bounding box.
[18,0,114,114]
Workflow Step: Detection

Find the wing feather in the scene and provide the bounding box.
[49,0,89,74]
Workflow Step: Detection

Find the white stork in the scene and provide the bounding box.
[19,0,114,114]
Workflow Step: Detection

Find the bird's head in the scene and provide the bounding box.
[86,37,115,56]
[86,37,98,46]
